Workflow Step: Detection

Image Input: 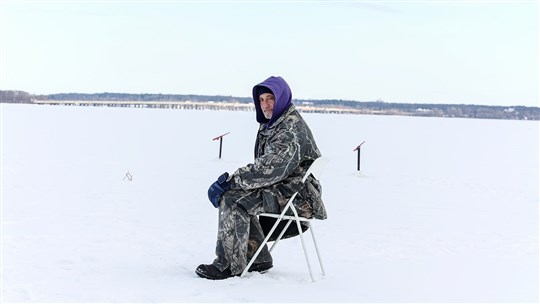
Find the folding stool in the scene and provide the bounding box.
[241,157,328,281]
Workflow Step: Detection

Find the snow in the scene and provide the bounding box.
[1,103,538,302]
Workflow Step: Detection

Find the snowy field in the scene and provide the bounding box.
[1,103,538,303]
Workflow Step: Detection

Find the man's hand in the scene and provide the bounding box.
[207,172,232,208]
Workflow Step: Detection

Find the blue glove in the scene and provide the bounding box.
[207,172,232,208]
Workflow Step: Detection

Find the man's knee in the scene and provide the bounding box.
[220,189,262,215]
[220,190,240,209]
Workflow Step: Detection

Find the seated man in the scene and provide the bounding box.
[196,76,327,280]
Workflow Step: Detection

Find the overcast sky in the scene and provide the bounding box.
[1,1,538,106]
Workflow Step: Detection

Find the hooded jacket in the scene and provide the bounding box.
[230,76,327,220]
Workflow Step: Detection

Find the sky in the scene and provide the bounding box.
[0,0,538,107]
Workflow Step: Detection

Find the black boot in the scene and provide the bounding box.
[248,261,273,273]
[195,264,234,280]
[195,262,273,280]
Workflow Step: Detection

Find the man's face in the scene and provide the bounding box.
[259,93,275,119]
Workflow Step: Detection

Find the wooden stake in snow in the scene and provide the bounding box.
[353,141,365,171]
[213,132,230,159]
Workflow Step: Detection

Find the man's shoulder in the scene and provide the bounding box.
[286,105,308,124]
[280,108,304,126]
[268,104,309,133]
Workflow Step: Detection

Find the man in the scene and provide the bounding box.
[196,76,326,280]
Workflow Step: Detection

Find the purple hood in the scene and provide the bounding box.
[252,76,292,128]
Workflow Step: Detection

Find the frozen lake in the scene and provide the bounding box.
[1,103,538,302]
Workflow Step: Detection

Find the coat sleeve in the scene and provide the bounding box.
[231,120,304,191]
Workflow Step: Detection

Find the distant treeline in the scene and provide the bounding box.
[1,90,35,103]
[1,90,539,120]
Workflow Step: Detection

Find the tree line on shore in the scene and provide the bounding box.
[1,90,538,120]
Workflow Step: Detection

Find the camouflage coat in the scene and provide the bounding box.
[229,104,327,220]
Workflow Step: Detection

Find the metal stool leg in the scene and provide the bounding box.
[292,207,316,282]
[308,222,325,276]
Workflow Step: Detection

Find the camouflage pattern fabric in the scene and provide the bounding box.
[231,104,327,220]
[212,189,273,275]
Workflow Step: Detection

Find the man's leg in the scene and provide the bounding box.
[247,215,273,267]
[212,189,272,275]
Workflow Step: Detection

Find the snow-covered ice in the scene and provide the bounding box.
[1,104,538,302]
